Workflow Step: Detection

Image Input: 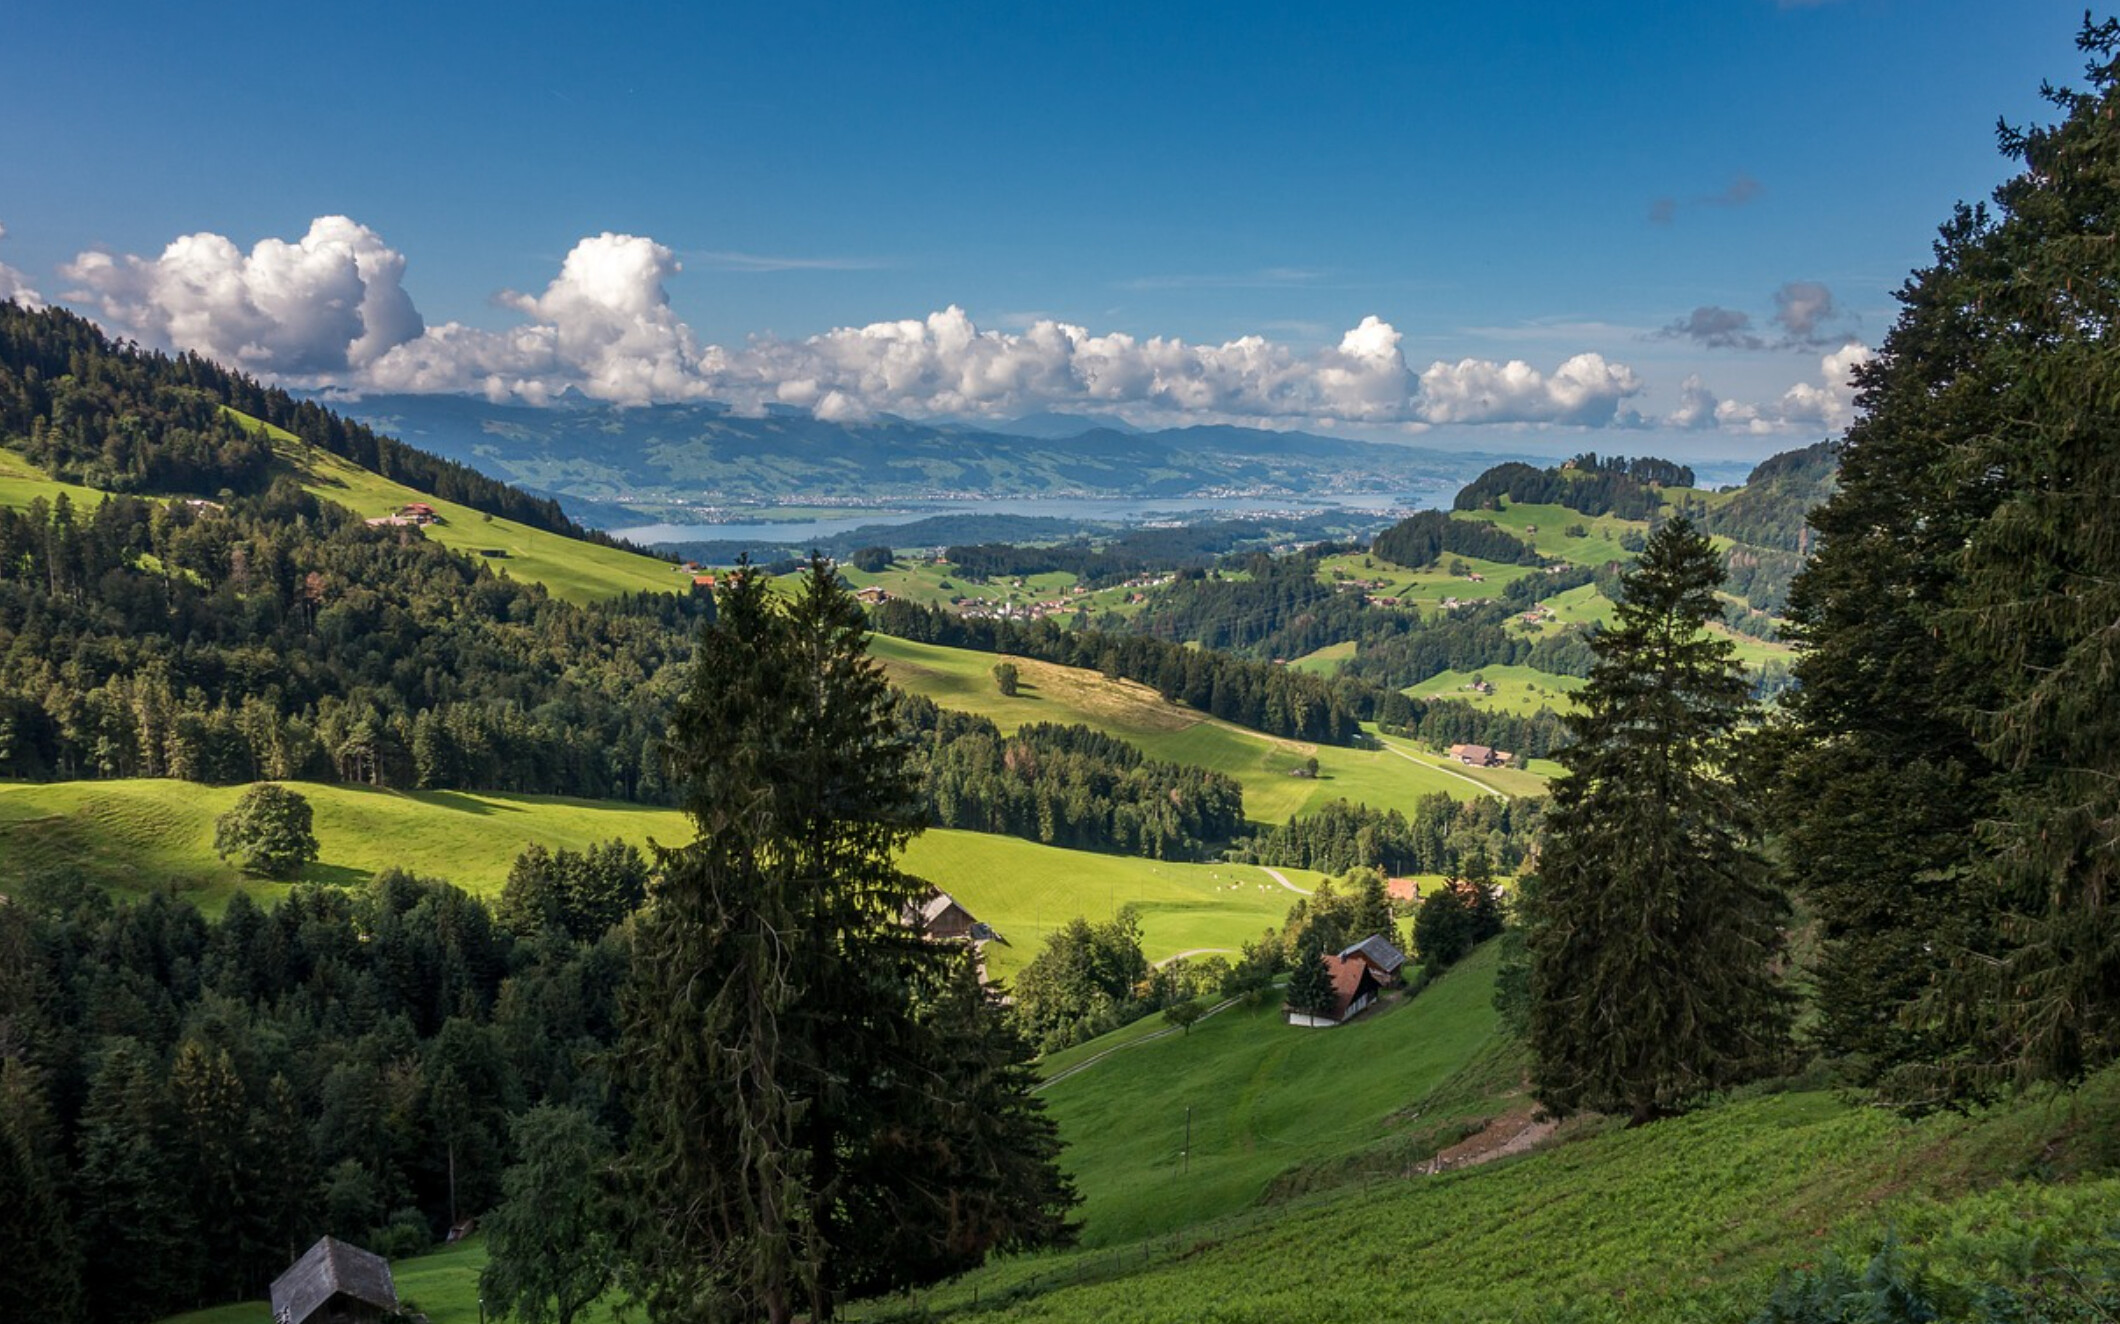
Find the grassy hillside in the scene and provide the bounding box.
[1041,943,1511,1247]
[888,1064,2120,1323]
[224,408,684,604]
[1406,664,1585,716]
[869,633,1527,821]
[0,444,114,513]
[0,779,1322,981]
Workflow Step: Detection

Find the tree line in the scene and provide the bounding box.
[895,696,1246,859]
[870,597,1370,746]
[1235,793,1543,878]
[1369,509,1543,569]
[1452,456,1687,521]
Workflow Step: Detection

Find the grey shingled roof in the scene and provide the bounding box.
[1339,933,1407,975]
[270,1236,398,1324]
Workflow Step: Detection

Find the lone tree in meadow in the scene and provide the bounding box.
[212,783,318,879]
[992,660,1020,696]
[1520,518,1789,1124]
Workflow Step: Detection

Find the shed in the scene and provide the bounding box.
[270,1237,399,1324]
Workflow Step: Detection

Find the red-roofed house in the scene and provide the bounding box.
[1285,955,1383,1028]
[1386,876,1421,903]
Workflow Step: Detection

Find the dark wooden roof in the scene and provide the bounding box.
[1339,933,1407,975]
[270,1237,398,1324]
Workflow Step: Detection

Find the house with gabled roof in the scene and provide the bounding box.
[902,888,979,942]
[1286,954,1383,1028]
[1338,933,1408,985]
[270,1237,399,1324]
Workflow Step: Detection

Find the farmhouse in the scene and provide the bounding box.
[1286,955,1383,1028]
[1448,743,1500,766]
[1386,876,1420,904]
[904,888,980,942]
[855,586,891,605]
[1338,933,1408,985]
[269,1237,398,1324]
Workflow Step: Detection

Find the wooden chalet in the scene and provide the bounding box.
[1338,933,1408,985]
[269,1237,399,1324]
[903,888,979,942]
[1286,955,1383,1029]
[1446,743,1513,767]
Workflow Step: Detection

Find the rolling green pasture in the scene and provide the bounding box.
[1451,498,1643,566]
[1313,549,1540,607]
[1407,663,1584,716]
[0,446,112,513]
[0,779,1321,981]
[867,633,1526,819]
[222,409,683,604]
[1283,639,1355,674]
[1038,943,1510,1247]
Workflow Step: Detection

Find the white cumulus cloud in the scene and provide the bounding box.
[61,216,421,376]
[1705,342,1874,433]
[1416,353,1644,426]
[0,225,46,310]
[59,216,1675,432]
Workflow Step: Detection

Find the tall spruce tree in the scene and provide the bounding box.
[1522,518,1789,1124]
[622,558,1073,1323]
[1785,20,2120,1097]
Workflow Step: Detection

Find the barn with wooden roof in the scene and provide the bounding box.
[270,1237,400,1324]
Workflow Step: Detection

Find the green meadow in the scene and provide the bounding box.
[1039,942,1511,1247]
[0,779,1323,981]
[1451,498,1643,565]
[1406,664,1585,716]
[222,409,684,604]
[867,632,1529,820]
[0,446,112,514]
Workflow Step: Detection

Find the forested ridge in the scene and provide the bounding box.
[0,485,702,798]
[0,302,640,546]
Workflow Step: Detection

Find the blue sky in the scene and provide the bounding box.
[0,0,2093,458]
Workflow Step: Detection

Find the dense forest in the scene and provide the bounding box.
[0,868,630,1323]
[0,486,701,798]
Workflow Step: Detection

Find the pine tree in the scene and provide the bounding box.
[1783,18,2120,1097]
[1286,936,1337,1018]
[0,1057,84,1324]
[1522,517,1789,1124]
[622,558,1072,1323]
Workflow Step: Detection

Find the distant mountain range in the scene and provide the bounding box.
[326,393,1527,518]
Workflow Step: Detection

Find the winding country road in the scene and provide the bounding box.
[1260,866,1311,896]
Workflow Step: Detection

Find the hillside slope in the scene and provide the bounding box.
[0,778,1322,980]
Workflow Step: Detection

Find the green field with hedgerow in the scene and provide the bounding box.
[867,632,1530,820]
[0,778,1323,981]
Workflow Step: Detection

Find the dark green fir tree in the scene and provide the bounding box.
[1522,517,1790,1124]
